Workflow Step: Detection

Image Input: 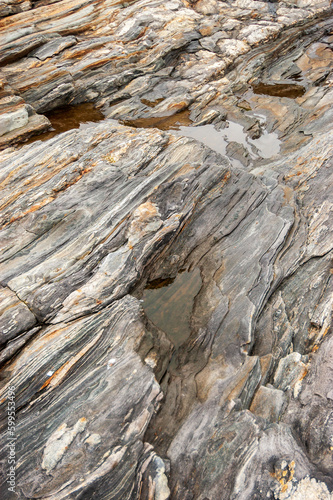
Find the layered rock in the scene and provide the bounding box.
[0,0,331,145]
[0,0,332,499]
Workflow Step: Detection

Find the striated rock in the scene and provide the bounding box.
[273,353,308,393]
[0,0,31,19]
[0,0,332,498]
[0,294,171,498]
[0,94,50,148]
[0,286,36,347]
[0,100,28,136]
[0,0,330,144]
[0,114,330,497]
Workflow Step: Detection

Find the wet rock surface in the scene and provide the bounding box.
[0,0,333,499]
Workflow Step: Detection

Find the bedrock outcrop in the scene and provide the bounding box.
[0,0,333,499]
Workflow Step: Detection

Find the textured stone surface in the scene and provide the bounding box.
[0,0,332,498]
[0,0,331,143]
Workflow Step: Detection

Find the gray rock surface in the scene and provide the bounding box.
[0,0,332,498]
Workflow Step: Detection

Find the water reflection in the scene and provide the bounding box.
[121,109,192,131]
[142,268,202,348]
[26,103,104,144]
[177,120,281,160]
[252,82,306,98]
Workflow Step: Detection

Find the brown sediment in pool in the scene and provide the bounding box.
[121,109,192,131]
[145,276,177,289]
[142,268,202,348]
[25,103,105,144]
[140,97,165,108]
[252,82,306,98]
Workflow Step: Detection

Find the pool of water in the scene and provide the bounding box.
[121,109,192,131]
[26,103,105,144]
[123,110,280,162]
[25,102,280,162]
[142,268,202,348]
[252,82,306,98]
[176,120,281,160]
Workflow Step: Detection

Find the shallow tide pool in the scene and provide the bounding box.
[176,120,281,161]
[142,268,202,348]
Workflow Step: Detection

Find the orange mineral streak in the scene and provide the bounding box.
[99,214,130,246]
[168,101,189,111]
[52,165,93,193]
[63,43,108,59]
[30,325,70,350]
[72,57,116,72]
[176,216,192,237]
[222,171,231,185]
[0,190,23,211]
[282,185,294,205]
[39,364,67,391]
[199,25,215,37]
[205,171,231,200]
[0,0,98,31]
[1,161,95,228]
[0,164,27,190]
[0,153,79,206]
[0,302,23,315]
[322,324,330,339]
[3,196,55,228]
[299,367,308,381]
[39,330,103,391]
[171,163,195,177]
[270,460,295,493]
[12,70,70,93]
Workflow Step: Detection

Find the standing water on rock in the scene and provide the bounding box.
[25,103,105,144]
[142,268,202,348]
[177,120,281,161]
[0,1,333,499]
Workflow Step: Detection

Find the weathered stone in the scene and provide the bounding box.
[0,105,28,136]
[0,94,50,146]
[0,0,332,498]
[0,0,31,18]
[273,353,308,393]
[0,295,169,499]
[0,285,37,346]
[250,385,287,422]
[30,35,77,60]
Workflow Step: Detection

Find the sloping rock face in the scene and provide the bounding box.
[0,0,333,499]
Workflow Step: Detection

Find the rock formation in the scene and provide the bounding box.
[0,0,333,498]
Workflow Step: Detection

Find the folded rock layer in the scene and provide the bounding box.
[0,0,332,499]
